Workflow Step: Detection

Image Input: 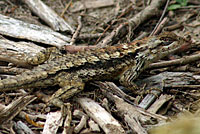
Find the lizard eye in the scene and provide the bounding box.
[60,49,67,54]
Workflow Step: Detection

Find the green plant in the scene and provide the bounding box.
[168,0,188,10]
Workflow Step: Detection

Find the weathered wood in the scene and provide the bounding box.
[70,0,114,12]
[88,119,101,132]
[137,72,199,109]
[14,121,35,134]
[23,0,74,32]
[101,85,167,134]
[77,97,125,134]
[73,109,89,133]
[97,0,167,47]
[0,39,44,54]
[0,14,70,48]
[0,95,36,125]
[147,94,173,114]
[42,111,63,134]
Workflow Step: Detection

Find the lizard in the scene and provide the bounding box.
[0,32,190,108]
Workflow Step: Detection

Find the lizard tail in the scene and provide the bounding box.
[0,69,48,91]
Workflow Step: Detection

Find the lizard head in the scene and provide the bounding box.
[133,32,190,64]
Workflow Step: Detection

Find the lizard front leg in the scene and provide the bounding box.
[119,58,147,91]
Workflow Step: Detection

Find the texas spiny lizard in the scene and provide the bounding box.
[0,32,189,107]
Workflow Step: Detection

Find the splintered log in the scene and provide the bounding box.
[0,96,36,125]
[0,14,70,48]
[77,97,125,134]
[23,0,74,33]
[137,72,200,109]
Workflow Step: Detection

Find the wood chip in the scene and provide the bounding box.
[0,14,70,48]
[23,0,74,32]
[77,97,125,134]
[42,111,63,134]
[70,0,114,12]
[0,95,37,125]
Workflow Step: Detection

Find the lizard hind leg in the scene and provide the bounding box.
[50,73,85,108]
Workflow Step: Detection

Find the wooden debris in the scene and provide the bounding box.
[62,103,73,134]
[0,14,70,48]
[149,53,200,69]
[99,83,168,133]
[0,39,44,54]
[88,119,100,132]
[70,0,114,12]
[73,109,88,133]
[14,121,35,134]
[137,72,199,109]
[147,94,173,114]
[23,0,74,33]
[42,111,63,134]
[0,95,36,125]
[97,0,167,47]
[77,97,125,134]
[70,16,82,45]
[74,114,88,133]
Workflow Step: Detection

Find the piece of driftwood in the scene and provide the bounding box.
[95,81,135,104]
[18,111,46,122]
[0,39,44,54]
[69,0,114,12]
[0,95,36,125]
[42,111,63,134]
[137,72,199,109]
[77,97,125,134]
[0,14,70,48]
[147,94,173,114]
[14,121,35,134]
[23,0,74,33]
[88,119,101,132]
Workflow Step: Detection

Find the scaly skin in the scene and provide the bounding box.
[0,32,189,107]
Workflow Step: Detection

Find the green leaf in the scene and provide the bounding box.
[168,4,182,10]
